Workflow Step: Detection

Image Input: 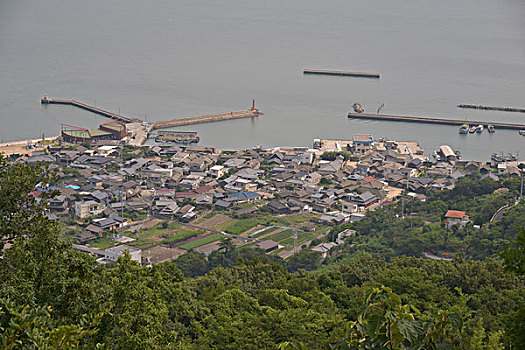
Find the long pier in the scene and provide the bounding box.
[458,104,525,113]
[347,112,525,130]
[304,69,380,79]
[41,96,139,123]
[148,109,263,131]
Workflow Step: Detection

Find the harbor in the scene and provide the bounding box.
[347,112,525,131]
[303,69,380,79]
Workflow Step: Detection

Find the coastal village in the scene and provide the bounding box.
[2,126,523,266]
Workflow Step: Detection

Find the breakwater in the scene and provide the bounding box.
[303,69,380,78]
[347,112,525,130]
[148,109,263,131]
[457,104,525,113]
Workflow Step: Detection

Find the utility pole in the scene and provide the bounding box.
[519,163,524,201]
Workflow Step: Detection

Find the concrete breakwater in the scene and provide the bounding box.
[41,96,140,123]
[457,104,525,113]
[347,112,525,130]
[148,109,263,131]
[303,69,380,78]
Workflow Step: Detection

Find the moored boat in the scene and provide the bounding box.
[519,130,525,136]
[352,103,364,113]
[458,124,468,134]
[476,125,484,133]
[469,126,477,133]
[488,125,495,133]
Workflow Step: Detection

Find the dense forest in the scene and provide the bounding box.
[1,155,524,349]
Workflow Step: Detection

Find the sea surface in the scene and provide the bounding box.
[1,0,524,160]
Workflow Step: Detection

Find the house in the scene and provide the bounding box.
[209,165,227,178]
[104,245,142,263]
[75,200,106,218]
[311,242,337,259]
[341,201,358,214]
[49,195,68,212]
[319,212,348,226]
[348,191,378,208]
[445,210,470,229]
[252,240,280,253]
[353,134,373,155]
[267,200,289,214]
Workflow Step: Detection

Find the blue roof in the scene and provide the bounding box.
[228,191,261,199]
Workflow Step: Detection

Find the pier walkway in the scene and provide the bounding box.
[41,97,140,123]
[148,109,263,131]
[348,112,525,130]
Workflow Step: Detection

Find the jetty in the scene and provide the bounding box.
[148,109,263,131]
[41,96,140,123]
[457,104,525,113]
[303,69,380,79]
[347,112,525,130]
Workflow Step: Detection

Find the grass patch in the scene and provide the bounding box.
[88,237,116,250]
[161,229,204,244]
[267,229,294,242]
[179,234,224,250]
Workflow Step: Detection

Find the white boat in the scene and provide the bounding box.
[476,125,484,133]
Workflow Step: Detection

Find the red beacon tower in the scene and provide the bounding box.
[252,99,256,111]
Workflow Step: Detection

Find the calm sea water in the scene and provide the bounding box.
[1,0,524,160]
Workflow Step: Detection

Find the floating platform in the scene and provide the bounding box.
[457,104,525,113]
[347,112,525,130]
[41,96,139,123]
[149,109,263,131]
[304,69,380,79]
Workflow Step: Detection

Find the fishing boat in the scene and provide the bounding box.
[458,124,468,134]
[352,103,364,113]
[491,153,505,162]
[488,125,495,133]
[476,125,484,133]
[469,125,477,133]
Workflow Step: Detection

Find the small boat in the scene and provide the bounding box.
[519,130,525,136]
[432,150,442,161]
[352,103,364,113]
[455,150,462,160]
[506,154,518,162]
[458,124,468,134]
[469,126,477,133]
[476,125,484,133]
[488,125,495,133]
[491,153,504,162]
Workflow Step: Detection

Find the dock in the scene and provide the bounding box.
[347,112,525,130]
[304,69,380,79]
[148,109,263,131]
[457,104,525,113]
[41,96,140,123]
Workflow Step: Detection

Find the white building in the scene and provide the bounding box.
[75,200,106,219]
[104,245,142,263]
[210,165,227,178]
